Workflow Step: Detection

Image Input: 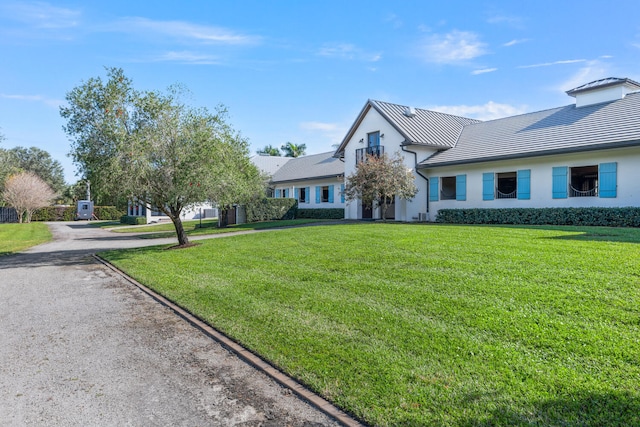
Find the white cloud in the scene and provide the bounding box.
[471,68,497,75]
[429,101,528,121]
[108,17,260,45]
[556,61,612,93]
[419,30,487,64]
[300,121,347,146]
[517,59,586,69]
[385,13,403,29]
[503,39,529,47]
[152,51,220,64]
[0,93,63,108]
[2,1,81,28]
[317,43,381,62]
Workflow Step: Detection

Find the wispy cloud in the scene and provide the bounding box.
[419,30,487,64]
[1,1,81,29]
[317,43,381,62]
[0,93,63,108]
[385,13,403,29]
[517,59,586,69]
[503,38,529,47]
[300,121,346,145]
[486,13,524,29]
[429,101,527,121]
[106,17,261,45]
[556,61,612,93]
[150,51,221,64]
[472,68,497,75]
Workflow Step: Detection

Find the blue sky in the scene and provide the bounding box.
[1,1,639,183]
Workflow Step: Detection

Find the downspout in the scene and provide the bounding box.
[400,144,430,221]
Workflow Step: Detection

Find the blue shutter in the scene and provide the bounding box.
[306,187,310,204]
[517,169,531,200]
[483,173,494,200]
[340,184,345,203]
[274,189,279,198]
[284,188,289,198]
[456,175,466,201]
[328,185,334,203]
[315,186,321,203]
[429,177,439,201]
[599,162,617,198]
[296,188,300,201]
[552,167,568,199]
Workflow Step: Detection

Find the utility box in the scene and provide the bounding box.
[76,200,94,220]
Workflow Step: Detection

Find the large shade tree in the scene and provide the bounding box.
[3,146,66,195]
[61,67,260,246]
[344,152,418,220]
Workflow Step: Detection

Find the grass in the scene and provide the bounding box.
[108,218,326,238]
[100,223,640,426]
[0,222,52,255]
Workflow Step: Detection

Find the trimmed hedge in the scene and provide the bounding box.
[120,215,147,225]
[436,207,640,227]
[296,208,344,220]
[245,197,297,222]
[31,205,124,221]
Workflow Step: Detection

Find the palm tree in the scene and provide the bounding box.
[281,142,306,158]
[257,145,281,156]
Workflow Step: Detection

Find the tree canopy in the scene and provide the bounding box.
[2,171,56,223]
[344,152,418,220]
[281,142,306,157]
[256,144,281,156]
[61,67,261,245]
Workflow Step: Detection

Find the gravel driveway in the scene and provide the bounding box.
[0,222,344,426]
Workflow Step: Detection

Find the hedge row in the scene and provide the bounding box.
[296,208,344,220]
[435,207,640,227]
[245,197,297,222]
[31,205,124,221]
[120,215,147,225]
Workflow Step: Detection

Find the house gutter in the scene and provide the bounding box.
[400,144,430,220]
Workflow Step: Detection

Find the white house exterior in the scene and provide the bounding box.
[270,152,345,209]
[127,199,217,224]
[335,77,640,221]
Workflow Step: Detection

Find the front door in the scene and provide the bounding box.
[361,202,373,219]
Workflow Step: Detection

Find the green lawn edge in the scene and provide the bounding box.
[0,222,52,255]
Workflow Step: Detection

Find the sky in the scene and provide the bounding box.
[1,1,639,184]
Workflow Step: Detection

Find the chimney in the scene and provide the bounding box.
[566,77,640,107]
[404,106,416,117]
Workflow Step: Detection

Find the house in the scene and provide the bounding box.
[270,151,345,209]
[126,199,216,224]
[249,154,293,197]
[334,77,640,221]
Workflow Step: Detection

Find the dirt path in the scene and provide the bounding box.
[0,222,343,426]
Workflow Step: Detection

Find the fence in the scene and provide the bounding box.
[0,207,18,223]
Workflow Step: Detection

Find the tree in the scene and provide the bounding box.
[281,142,306,157]
[61,67,260,246]
[2,171,56,223]
[344,152,418,220]
[5,146,66,195]
[257,144,281,156]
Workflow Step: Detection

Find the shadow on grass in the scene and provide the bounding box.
[494,224,640,244]
[461,391,640,426]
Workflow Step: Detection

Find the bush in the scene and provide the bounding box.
[31,206,75,221]
[296,208,344,220]
[94,206,125,220]
[436,207,640,227]
[120,215,147,225]
[245,197,297,222]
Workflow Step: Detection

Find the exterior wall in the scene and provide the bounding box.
[342,107,437,221]
[273,176,345,209]
[127,200,216,224]
[424,146,640,220]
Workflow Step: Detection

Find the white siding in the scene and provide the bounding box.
[273,177,345,209]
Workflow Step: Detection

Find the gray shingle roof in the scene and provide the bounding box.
[250,155,293,175]
[419,91,640,168]
[271,152,344,183]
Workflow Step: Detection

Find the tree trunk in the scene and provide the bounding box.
[380,201,388,221]
[170,215,189,246]
[217,206,229,228]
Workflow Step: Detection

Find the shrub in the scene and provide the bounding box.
[31,206,75,221]
[296,208,344,220]
[245,197,297,222]
[94,206,125,220]
[120,215,147,225]
[436,207,640,227]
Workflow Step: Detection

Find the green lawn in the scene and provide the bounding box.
[0,222,52,255]
[100,223,640,426]
[108,218,325,238]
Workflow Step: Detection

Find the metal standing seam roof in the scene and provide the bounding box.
[270,151,344,184]
[419,91,640,168]
[369,100,481,148]
[566,77,640,96]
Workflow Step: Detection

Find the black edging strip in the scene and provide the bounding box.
[94,254,365,427]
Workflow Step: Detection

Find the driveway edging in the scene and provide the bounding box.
[94,254,365,427]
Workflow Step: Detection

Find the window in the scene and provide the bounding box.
[368,131,380,147]
[496,172,517,199]
[570,165,598,197]
[321,186,329,202]
[440,177,456,200]
[298,187,308,203]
